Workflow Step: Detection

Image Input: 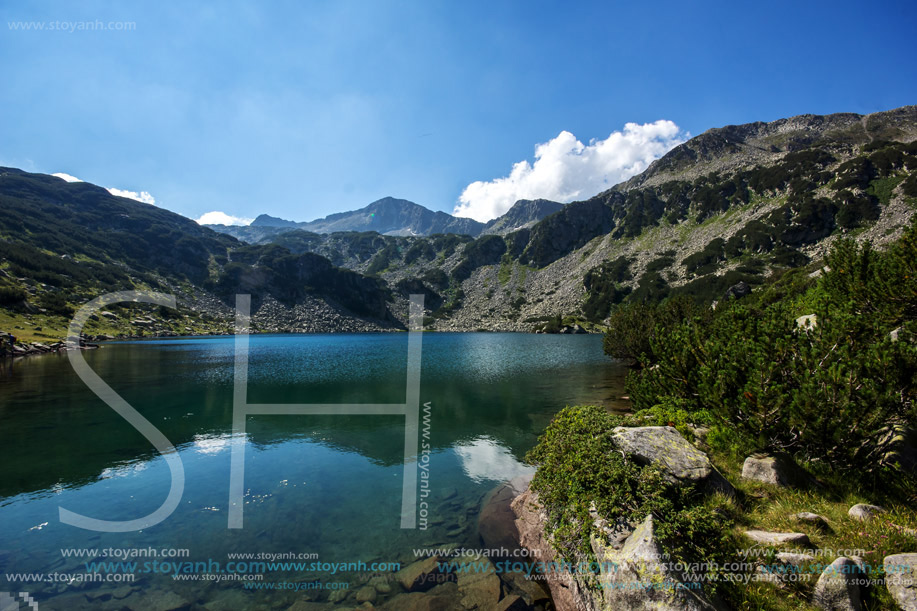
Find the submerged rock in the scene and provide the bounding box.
[381,582,463,611]
[456,557,502,609]
[477,474,531,552]
[396,556,447,592]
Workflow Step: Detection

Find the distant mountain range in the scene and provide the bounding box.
[207,196,564,241]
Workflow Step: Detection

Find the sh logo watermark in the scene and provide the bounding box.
[0,592,37,611]
[59,291,427,532]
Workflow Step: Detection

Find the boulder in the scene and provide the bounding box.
[287,602,336,611]
[499,571,551,607]
[592,514,722,610]
[724,281,752,300]
[396,556,445,592]
[795,512,831,531]
[494,594,528,611]
[511,487,598,611]
[741,455,806,487]
[744,530,811,546]
[456,557,502,609]
[884,554,917,611]
[123,589,191,611]
[611,426,734,495]
[380,583,462,611]
[369,574,393,594]
[478,475,530,552]
[812,557,862,611]
[354,585,377,603]
[796,314,818,330]
[847,504,886,522]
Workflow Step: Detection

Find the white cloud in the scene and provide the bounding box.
[54,172,159,206]
[195,211,254,226]
[52,172,83,183]
[107,187,156,205]
[453,120,687,222]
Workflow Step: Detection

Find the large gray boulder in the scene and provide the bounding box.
[591,514,723,610]
[885,554,917,610]
[812,557,862,611]
[611,426,734,495]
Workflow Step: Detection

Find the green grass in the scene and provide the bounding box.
[715,462,916,610]
[497,255,513,286]
[868,174,905,206]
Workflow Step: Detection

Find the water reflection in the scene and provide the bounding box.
[453,437,536,483]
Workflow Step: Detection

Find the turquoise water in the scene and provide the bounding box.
[0,333,627,609]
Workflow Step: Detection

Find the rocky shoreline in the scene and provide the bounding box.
[505,425,917,611]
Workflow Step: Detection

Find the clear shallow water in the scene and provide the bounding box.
[0,333,627,609]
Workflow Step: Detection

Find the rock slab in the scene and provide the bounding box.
[744,530,811,546]
[611,426,734,495]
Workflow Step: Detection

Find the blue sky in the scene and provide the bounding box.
[1,1,915,223]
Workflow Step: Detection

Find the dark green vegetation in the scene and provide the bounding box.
[0,168,233,287]
[615,219,917,482]
[207,245,393,320]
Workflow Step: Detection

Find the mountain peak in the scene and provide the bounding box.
[481,198,564,235]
